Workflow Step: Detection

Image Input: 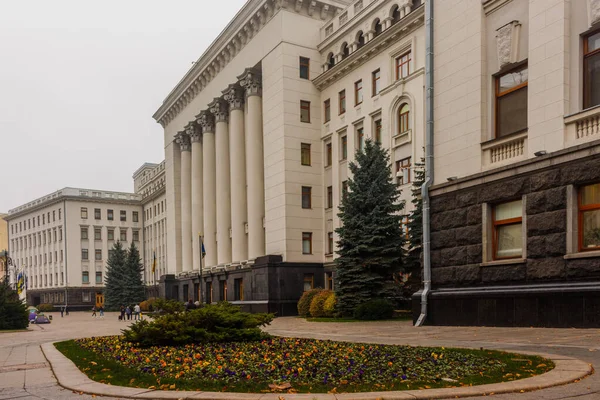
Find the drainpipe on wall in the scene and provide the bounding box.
[415,0,434,327]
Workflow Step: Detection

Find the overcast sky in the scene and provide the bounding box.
[0,0,247,212]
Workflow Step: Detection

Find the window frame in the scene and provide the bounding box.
[326,186,333,209]
[95,249,102,261]
[82,271,89,284]
[372,69,381,96]
[95,271,102,284]
[495,62,528,138]
[81,207,88,219]
[354,79,363,105]
[374,119,382,143]
[357,127,364,151]
[94,228,101,241]
[327,232,334,255]
[339,90,346,114]
[299,56,310,80]
[302,232,313,254]
[303,273,314,291]
[578,183,600,252]
[107,209,114,221]
[395,51,411,80]
[301,186,312,209]
[584,29,600,109]
[398,103,410,135]
[82,249,89,260]
[300,100,311,123]
[301,143,311,166]
[492,201,523,260]
[324,99,331,122]
[133,211,139,223]
[81,227,88,240]
[325,142,332,167]
[340,135,347,160]
[94,208,101,220]
[396,157,412,185]
[120,210,127,222]
[234,278,244,301]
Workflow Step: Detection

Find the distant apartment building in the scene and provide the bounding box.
[4,188,143,309]
[417,0,600,327]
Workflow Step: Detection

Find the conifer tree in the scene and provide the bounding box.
[124,242,146,305]
[0,280,28,330]
[104,241,129,310]
[402,158,425,297]
[335,139,405,316]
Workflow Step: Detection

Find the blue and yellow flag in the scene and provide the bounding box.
[17,272,25,295]
[151,252,157,274]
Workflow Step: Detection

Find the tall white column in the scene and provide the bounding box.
[239,68,265,259]
[175,131,192,272]
[187,122,203,273]
[209,98,232,265]
[196,111,217,267]
[223,84,248,263]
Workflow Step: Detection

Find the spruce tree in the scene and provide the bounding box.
[403,158,425,298]
[104,241,128,310]
[335,139,405,316]
[124,242,146,305]
[0,280,28,330]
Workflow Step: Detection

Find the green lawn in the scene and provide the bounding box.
[56,336,554,394]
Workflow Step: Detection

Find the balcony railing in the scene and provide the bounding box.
[481,131,528,168]
[565,106,600,147]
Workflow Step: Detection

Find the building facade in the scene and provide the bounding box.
[152,0,425,314]
[416,0,600,327]
[5,188,143,309]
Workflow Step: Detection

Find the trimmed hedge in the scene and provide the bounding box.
[297,288,322,317]
[353,298,394,320]
[323,292,336,317]
[309,290,332,318]
[37,303,55,312]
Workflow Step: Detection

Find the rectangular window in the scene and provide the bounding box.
[327,232,334,254]
[372,69,381,96]
[341,135,347,160]
[326,142,332,167]
[107,209,113,220]
[325,24,333,36]
[496,64,528,138]
[584,31,600,109]
[302,186,312,209]
[301,143,311,166]
[302,232,313,254]
[81,227,88,240]
[339,11,348,25]
[396,157,412,185]
[94,228,101,241]
[82,249,88,260]
[82,271,89,284]
[52,211,55,221]
[133,230,139,241]
[59,228,63,241]
[95,250,102,261]
[324,99,331,122]
[300,100,311,123]
[303,273,314,291]
[357,127,364,151]
[299,56,310,79]
[120,230,127,242]
[493,200,523,259]
[326,271,334,290]
[206,281,213,304]
[95,271,102,284]
[220,280,228,301]
[133,211,139,222]
[94,208,101,220]
[579,183,600,251]
[81,207,88,219]
[107,229,114,241]
[339,90,346,114]
[354,80,363,105]
[327,186,333,208]
[374,119,382,143]
[120,210,127,222]
[342,180,348,198]
[396,51,411,80]
[58,208,61,220]
[234,278,244,301]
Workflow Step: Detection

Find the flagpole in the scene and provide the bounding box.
[199,234,203,305]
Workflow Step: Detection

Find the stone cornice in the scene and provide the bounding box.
[153,0,349,128]
[313,5,424,90]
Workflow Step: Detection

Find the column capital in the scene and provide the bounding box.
[174,131,191,152]
[238,68,262,97]
[222,84,245,111]
[185,121,202,143]
[208,98,229,122]
[195,110,215,133]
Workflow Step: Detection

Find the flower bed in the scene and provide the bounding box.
[57,335,554,393]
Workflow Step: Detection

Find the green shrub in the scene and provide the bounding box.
[122,302,274,347]
[323,292,336,317]
[139,297,157,312]
[153,298,184,315]
[309,290,332,318]
[0,281,29,330]
[353,298,394,321]
[297,288,322,317]
[37,303,55,312]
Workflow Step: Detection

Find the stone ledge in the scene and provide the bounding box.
[481,258,526,267]
[42,341,593,400]
[565,250,600,260]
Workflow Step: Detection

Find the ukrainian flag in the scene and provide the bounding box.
[151,252,157,274]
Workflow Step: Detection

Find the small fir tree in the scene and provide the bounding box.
[0,280,28,330]
[402,158,425,298]
[104,241,129,310]
[335,139,405,316]
[124,242,146,305]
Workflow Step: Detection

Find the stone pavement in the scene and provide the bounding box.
[0,312,598,399]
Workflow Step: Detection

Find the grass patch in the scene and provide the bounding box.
[56,336,554,394]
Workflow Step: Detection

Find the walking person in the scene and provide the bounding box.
[99,306,104,318]
[65,305,69,316]
[120,305,125,321]
[133,304,141,320]
[91,306,97,318]
[60,306,64,318]
[125,305,132,320]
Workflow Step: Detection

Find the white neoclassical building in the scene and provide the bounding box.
[153,0,425,314]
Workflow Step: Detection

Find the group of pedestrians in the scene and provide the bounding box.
[59,306,69,317]
[119,304,142,321]
[91,306,105,318]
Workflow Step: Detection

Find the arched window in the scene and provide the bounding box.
[398,103,410,134]
[341,43,349,60]
[356,31,365,49]
[327,53,335,69]
[373,19,382,37]
[391,5,400,24]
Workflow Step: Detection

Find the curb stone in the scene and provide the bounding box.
[42,342,593,400]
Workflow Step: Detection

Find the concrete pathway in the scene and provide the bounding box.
[0,312,598,399]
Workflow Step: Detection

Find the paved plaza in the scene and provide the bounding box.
[0,312,599,399]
